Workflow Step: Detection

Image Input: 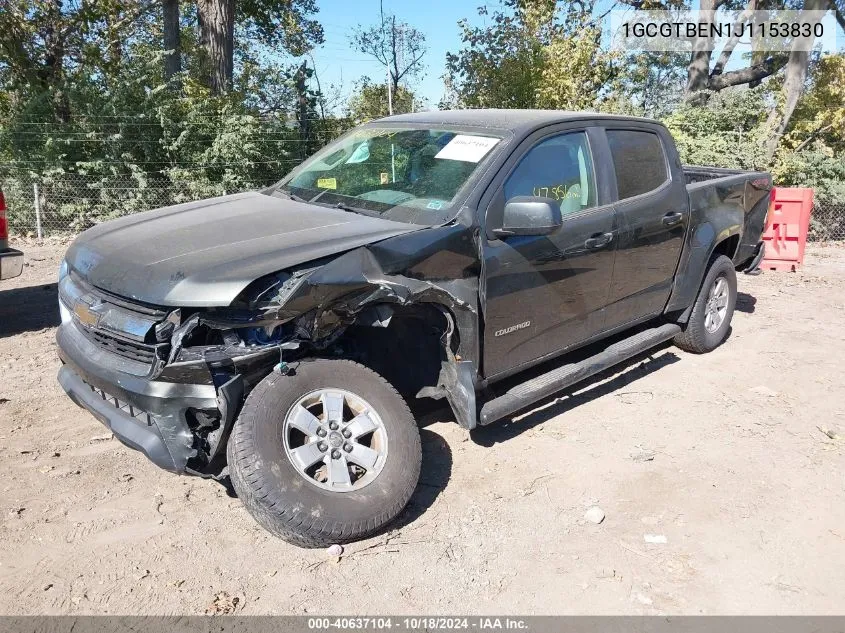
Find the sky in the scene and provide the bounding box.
[308,0,492,110]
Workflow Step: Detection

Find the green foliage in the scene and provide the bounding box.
[662,54,845,204]
[773,148,845,204]
[663,87,770,170]
[602,52,688,118]
[0,0,353,231]
[238,0,324,57]
[347,78,416,123]
[779,54,845,156]
[443,0,615,110]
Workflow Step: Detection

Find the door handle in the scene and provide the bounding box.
[584,232,613,250]
[662,211,684,226]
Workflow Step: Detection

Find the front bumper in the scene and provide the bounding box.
[0,248,23,280]
[57,321,218,473]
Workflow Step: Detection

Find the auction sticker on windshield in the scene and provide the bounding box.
[435,135,500,163]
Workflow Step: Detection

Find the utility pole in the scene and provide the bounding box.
[386,67,393,115]
[294,60,311,160]
[380,0,393,115]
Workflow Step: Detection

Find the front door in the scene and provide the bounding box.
[482,129,618,378]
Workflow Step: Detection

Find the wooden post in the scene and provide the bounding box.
[33,182,43,239]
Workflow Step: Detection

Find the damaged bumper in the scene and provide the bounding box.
[743,240,765,274]
[57,321,218,473]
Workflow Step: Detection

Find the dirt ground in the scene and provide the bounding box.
[1,238,844,616]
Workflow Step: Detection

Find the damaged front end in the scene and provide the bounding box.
[56,270,283,476]
[56,223,483,478]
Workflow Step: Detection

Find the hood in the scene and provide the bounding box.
[65,192,423,307]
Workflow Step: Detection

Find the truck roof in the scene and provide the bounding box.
[378,109,659,134]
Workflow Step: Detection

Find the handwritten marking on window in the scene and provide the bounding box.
[533,184,582,201]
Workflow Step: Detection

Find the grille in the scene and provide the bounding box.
[63,272,169,366]
[85,380,153,427]
[84,328,164,364]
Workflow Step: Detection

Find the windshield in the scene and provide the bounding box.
[270,126,504,224]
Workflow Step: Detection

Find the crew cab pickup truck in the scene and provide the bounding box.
[0,187,24,281]
[56,110,769,546]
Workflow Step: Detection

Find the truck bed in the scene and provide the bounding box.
[683,164,771,269]
[683,165,768,187]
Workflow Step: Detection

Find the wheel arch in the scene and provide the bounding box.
[665,221,743,324]
[321,299,478,430]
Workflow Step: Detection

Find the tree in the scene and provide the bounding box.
[163,0,182,83]
[351,5,427,98]
[664,87,770,170]
[604,51,688,117]
[196,0,324,95]
[196,0,235,94]
[347,77,415,122]
[763,0,828,160]
[0,0,77,122]
[0,0,349,231]
[780,53,845,154]
[443,0,614,110]
[770,53,845,201]
[623,0,845,99]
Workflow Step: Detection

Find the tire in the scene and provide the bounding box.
[227,359,421,548]
[673,254,737,354]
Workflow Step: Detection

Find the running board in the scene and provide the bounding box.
[478,322,681,426]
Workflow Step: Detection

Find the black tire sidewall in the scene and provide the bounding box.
[695,256,737,349]
[228,359,420,539]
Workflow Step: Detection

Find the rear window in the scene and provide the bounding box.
[606,130,668,200]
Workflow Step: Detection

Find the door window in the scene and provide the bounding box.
[503,132,596,216]
[606,130,668,199]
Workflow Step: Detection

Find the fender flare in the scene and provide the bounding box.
[665,220,741,322]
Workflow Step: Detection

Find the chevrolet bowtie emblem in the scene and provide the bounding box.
[73,302,100,328]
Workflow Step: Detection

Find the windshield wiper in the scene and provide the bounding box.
[273,189,307,203]
[309,189,330,204]
[279,188,372,216]
[334,202,380,217]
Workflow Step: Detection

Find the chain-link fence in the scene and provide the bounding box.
[2,169,845,241]
[808,202,845,242]
[1,170,234,237]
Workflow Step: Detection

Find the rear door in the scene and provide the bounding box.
[481,126,618,378]
[601,125,688,329]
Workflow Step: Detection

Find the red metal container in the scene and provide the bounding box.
[760,187,814,272]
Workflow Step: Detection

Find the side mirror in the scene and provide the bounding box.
[494,196,562,238]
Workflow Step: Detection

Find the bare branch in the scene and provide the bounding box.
[831,0,845,30]
[711,0,757,77]
[707,56,785,90]
[793,124,834,153]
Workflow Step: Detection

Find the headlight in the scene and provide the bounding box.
[58,259,72,324]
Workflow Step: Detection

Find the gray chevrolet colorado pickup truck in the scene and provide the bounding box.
[56,110,769,546]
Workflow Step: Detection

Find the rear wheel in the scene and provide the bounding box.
[227,359,421,547]
[674,254,737,354]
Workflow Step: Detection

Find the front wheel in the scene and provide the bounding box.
[673,254,737,354]
[227,359,421,547]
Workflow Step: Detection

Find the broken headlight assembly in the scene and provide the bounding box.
[237,323,286,346]
[234,265,320,312]
[171,266,320,356]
